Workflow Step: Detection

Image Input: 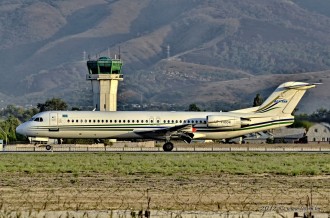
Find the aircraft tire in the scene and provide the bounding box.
[45,145,52,151]
[163,142,174,152]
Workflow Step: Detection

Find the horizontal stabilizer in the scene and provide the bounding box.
[282,82,320,90]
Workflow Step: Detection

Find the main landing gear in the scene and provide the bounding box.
[163,142,174,152]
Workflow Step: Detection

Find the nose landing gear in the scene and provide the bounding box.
[45,145,52,151]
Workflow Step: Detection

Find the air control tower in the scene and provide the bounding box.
[86,57,123,111]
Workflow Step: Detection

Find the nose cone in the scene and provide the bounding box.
[16,124,26,136]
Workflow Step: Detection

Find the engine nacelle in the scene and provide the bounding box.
[207,115,242,129]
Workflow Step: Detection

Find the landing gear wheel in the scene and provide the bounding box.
[163,142,174,152]
[45,145,52,151]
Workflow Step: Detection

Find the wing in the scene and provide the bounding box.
[133,124,195,143]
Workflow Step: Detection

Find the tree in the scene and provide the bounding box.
[0,116,22,142]
[37,98,68,112]
[253,93,263,107]
[188,104,201,111]
[0,105,39,122]
[310,108,330,123]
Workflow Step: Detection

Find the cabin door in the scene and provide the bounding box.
[49,113,58,126]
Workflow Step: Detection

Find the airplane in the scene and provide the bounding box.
[16,81,318,151]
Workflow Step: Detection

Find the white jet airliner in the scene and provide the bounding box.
[16,81,317,151]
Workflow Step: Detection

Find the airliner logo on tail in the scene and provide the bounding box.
[256,97,285,113]
[274,99,288,104]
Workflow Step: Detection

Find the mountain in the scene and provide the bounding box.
[0,0,329,113]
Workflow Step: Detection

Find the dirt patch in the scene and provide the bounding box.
[0,173,329,213]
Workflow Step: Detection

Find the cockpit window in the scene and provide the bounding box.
[33,117,43,122]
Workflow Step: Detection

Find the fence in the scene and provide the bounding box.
[2,145,330,153]
[0,174,329,217]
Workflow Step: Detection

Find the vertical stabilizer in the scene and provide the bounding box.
[256,82,317,115]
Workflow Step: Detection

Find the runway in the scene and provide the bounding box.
[1,145,330,153]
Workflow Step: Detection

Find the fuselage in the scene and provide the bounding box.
[16,110,294,140]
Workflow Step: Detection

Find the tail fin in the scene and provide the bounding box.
[256,81,318,115]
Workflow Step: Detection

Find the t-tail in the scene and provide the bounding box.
[256,82,318,115]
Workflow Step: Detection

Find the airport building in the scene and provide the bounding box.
[306,123,330,143]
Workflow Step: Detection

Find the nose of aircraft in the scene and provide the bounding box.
[16,124,26,136]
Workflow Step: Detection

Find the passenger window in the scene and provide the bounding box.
[137,120,139,123]
[141,120,144,123]
[123,120,126,123]
[76,120,79,123]
[176,120,178,123]
[127,120,130,123]
[67,119,70,123]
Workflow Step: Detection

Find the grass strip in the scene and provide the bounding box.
[0,153,329,175]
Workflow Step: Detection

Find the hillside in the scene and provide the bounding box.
[0,0,329,113]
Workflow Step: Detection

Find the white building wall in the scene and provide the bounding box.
[306,123,330,142]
